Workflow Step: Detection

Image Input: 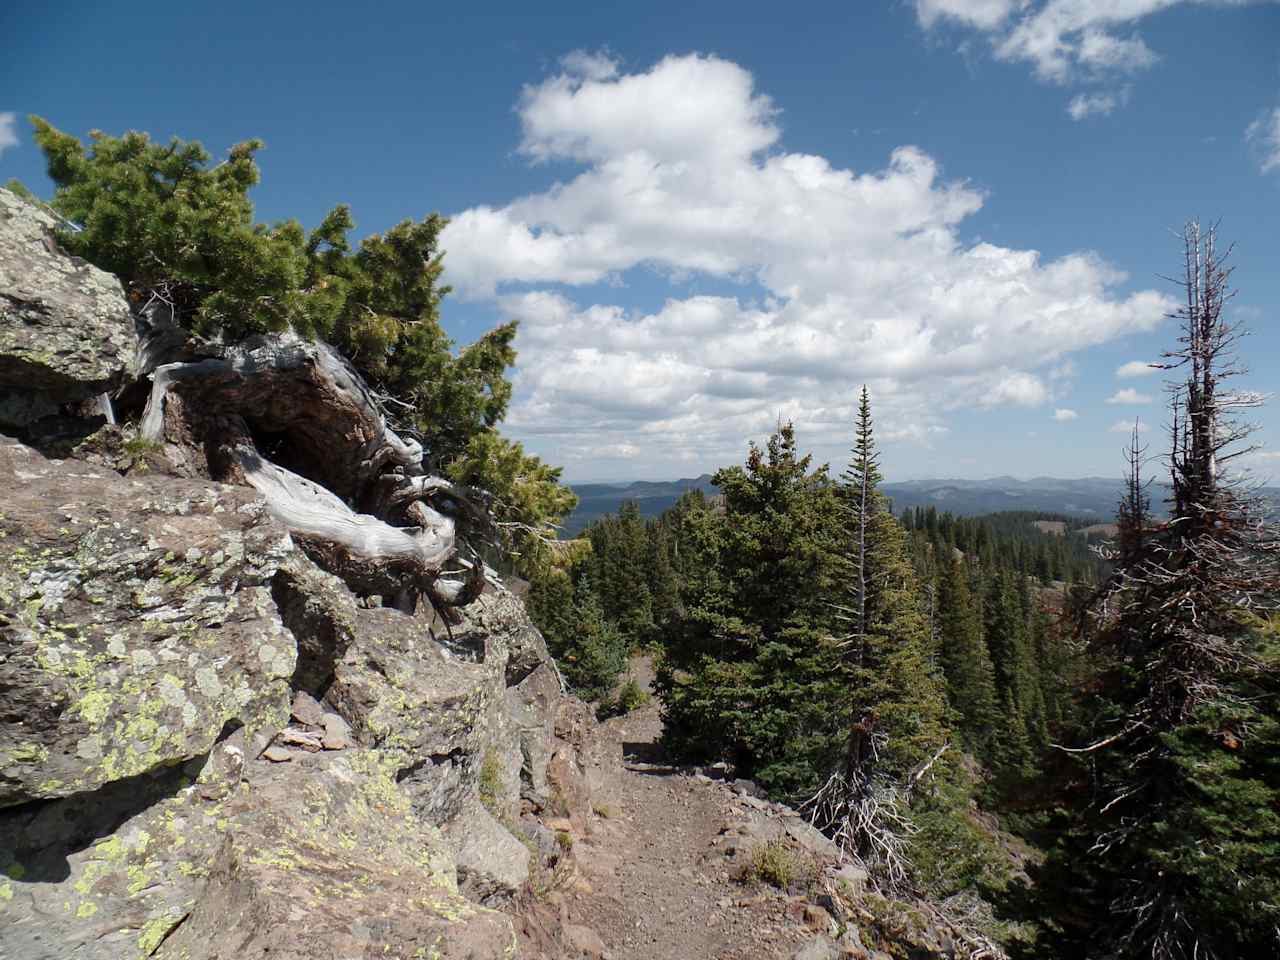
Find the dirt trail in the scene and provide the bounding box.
[532,658,826,960]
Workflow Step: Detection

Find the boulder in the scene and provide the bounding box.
[0,437,295,807]
[564,923,607,959]
[0,189,136,426]
[0,741,515,960]
[269,551,359,696]
[324,587,524,825]
[0,737,239,960]
[444,796,532,905]
[506,661,563,803]
[793,934,841,960]
[153,750,516,960]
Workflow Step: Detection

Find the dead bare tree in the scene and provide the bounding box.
[1075,222,1280,960]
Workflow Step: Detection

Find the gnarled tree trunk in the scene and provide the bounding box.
[141,332,486,613]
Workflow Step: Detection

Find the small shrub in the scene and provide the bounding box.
[741,839,814,891]
[122,435,163,459]
[595,678,651,719]
[617,679,650,712]
[477,749,503,817]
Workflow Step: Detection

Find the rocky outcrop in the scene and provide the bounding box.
[0,437,295,806]
[0,186,607,958]
[0,189,135,441]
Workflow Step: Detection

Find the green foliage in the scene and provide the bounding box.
[741,840,815,891]
[477,748,504,818]
[30,123,473,446]
[984,571,1048,777]
[900,507,1105,587]
[1018,228,1280,959]
[32,118,312,341]
[658,423,846,796]
[446,431,577,577]
[597,678,651,719]
[936,555,1001,761]
[908,781,1012,899]
[585,501,655,641]
[29,117,576,559]
[526,570,627,702]
[3,178,35,202]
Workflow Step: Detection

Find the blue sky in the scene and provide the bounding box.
[3,0,1278,482]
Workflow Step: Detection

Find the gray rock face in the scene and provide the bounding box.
[507,662,564,804]
[0,189,136,419]
[325,590,524,826]
[0,738,515,960]
[0,437,295,807]
[444,797,532,905]
[0,200,602,956]
[154,750,517,960]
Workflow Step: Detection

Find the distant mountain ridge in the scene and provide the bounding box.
[564,474,718,534]
[562,474,1278,535]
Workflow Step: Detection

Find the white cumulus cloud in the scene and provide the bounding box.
[915,0,1030,29]
[1052,408,1079,421]
[1116,359,1159,378]
[0,113,18,157]
[441,54,1172,474]
[1246,106,1280,173]
[1110,418,1152,433]
[1107,387,1155,404]
[914,2,1263,112]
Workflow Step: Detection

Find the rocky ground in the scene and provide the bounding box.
[513,659,884,960]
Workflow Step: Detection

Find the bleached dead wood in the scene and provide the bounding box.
[139,332,484,610]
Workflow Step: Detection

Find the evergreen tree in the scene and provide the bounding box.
[526,570,627,702]
[806,389,973,894]
[586,501,655,644]
[646,518,682,641]
[984,571,1046,775]
[937,554,1001,761]
[1037,224,1280,959]
[658,423,843,794]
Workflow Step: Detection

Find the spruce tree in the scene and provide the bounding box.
[984,571,1046,776]
[937,554,1001,761]
[1041,224,1280,959]
[586,501,655,645]
[806,388,969,893]
[658,423,844,794]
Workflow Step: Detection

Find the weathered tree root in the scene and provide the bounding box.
[140,332,485,610]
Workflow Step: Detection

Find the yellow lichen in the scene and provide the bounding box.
[136,913,181,956]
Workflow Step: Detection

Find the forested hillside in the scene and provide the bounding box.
[528,224,1280,959]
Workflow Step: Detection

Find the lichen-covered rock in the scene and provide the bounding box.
[0,741,515,960]
[0,437,295,806]
[444,796,532,905]
[0,188,136,415]
[0,735,245,960]
[154,749,516,960]
[324,588,523,825]
[269,551,359,695]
